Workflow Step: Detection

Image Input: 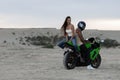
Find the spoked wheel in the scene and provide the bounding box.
[91,54,101,68]
[63,52,77,69]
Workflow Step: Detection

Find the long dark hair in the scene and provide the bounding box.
[61,16,71,36]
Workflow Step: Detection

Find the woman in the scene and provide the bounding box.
[58,16,78,52]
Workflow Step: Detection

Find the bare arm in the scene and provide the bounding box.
[65,34,68,41]
[70,25,75,41]
[76,28,86,44]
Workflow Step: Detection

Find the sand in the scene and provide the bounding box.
[0,45,119,80]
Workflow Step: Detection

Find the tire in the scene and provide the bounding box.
[91,54,101,68]
[63,52,76,69]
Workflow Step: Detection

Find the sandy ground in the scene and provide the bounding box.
[0,45,120,80]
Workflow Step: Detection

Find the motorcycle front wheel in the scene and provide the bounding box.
[91,54,101,68]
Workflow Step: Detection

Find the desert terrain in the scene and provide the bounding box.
[0,28,119,80]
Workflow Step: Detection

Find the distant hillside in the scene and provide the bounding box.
[0,28,120,45]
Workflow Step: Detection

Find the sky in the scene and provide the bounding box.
[0,0,120,30]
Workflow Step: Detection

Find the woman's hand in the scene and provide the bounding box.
[65,35,68,42]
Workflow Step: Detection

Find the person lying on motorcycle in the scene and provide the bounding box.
[57,16,78,52]
[76,21,95,70]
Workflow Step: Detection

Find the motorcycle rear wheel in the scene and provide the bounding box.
[63,52,77,69]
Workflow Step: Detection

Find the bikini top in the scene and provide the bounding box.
[66,29,72,36]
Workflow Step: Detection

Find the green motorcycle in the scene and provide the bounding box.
[63,37,101,69]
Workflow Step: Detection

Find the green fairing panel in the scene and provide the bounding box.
[67,41,73,46]
[85,43,91,48]
[90,48,100,60]
[66,41,81,51]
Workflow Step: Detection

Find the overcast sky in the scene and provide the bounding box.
[0,0,120,30]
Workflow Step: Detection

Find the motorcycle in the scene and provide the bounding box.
[63,37,101,69]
